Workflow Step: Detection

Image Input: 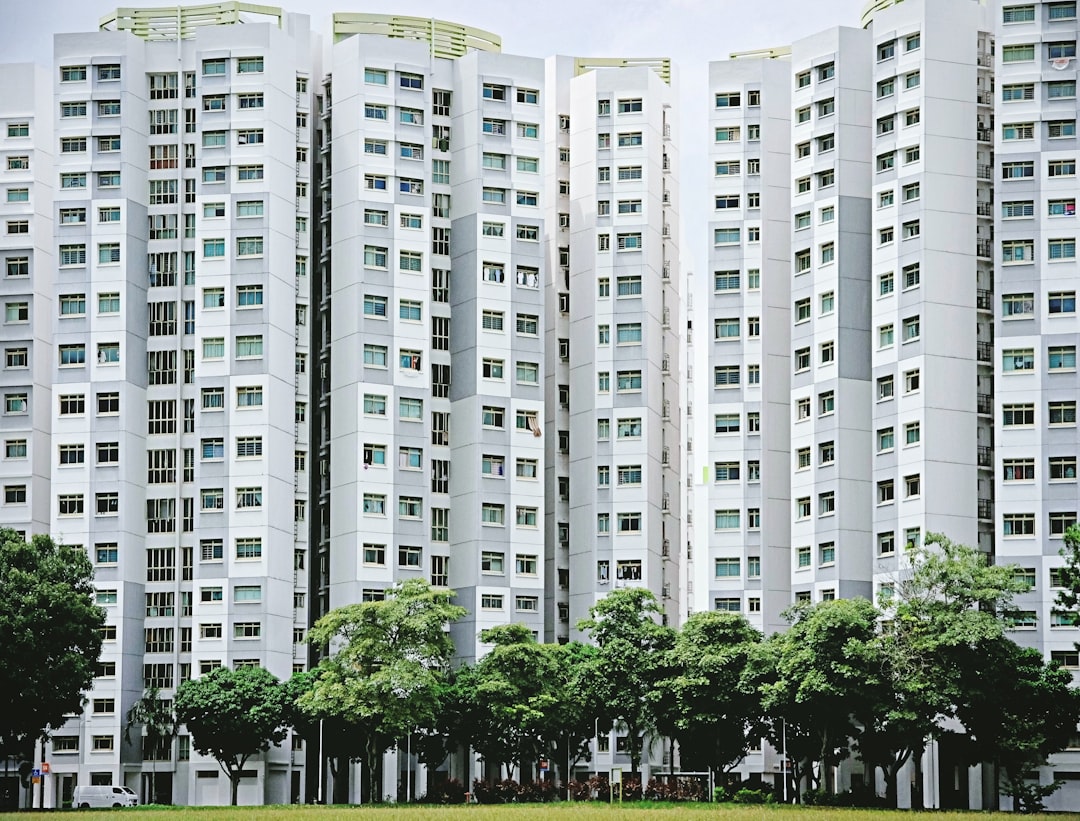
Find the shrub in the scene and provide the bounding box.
[731,787,774,804]
[470,777,560,804]
[421,777,466,804]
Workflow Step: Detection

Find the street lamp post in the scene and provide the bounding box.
[782,718,788,804]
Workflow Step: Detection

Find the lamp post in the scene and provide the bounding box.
[781,718,787,804]
[317,719,324,804]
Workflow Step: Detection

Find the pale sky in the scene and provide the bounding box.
[2,0,858,271]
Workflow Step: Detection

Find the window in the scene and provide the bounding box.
[1049,119,1077,139]
[1049,346,1077,370]
[1003,458,1036,482]
[1003,513,1036,536]
[1048,81,1077,99]
[362,493,386,516]
[1050,238,1077,260]
[476,403,506,430]
[876,480,895,505]
[1049,291,1076,316]
[899,315,920,342]
[1004,403,1036,426]
[1003,348,1035,372]
[1049,400,1075,425]
[820,341,835,365]
[234,585,262,604]
[1050,457,1078,481]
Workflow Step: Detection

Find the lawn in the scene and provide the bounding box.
[0,805,1049,821]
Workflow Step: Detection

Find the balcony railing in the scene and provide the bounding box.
[977,499,993,520]
[977,341,993,362]
[977,446,993,467]
[978,393,993,414]
[977,289,992,310]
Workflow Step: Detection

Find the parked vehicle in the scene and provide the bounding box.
[72,785,138,808]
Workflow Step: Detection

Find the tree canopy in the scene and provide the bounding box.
[0,530,104,759]
[577,587,675,777]
[297,579,466,800]
[175,665,289,805]
[653,611,764,778]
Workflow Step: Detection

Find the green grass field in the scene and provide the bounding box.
[0,805,1063,820]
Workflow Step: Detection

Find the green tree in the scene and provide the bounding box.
[453,624,558,781]
[577,587,675,779]
[174,666,289,805]
[759,598,883,801]
[955,637,1080,812]
[1054,524,1080,614]
[299,579,465,801]
[543,641,603,783]
[0,530,104,760]
[860,533,1027,807]
[654,611,763,780]
[123,687,176,804]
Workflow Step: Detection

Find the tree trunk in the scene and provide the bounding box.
[628,724,641,781]
[365,736,380,802]
[668,737,676,787]
[230,773,240,806]
[820,730,831,794]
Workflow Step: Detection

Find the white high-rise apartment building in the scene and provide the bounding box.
[6,4,318,806]
[321,16,551,665]
[313,13,685,796]
[17,0,1080,809]
[698,55,792,634]
[994,0,1080,809]
[0,64,53,541]
[554,57,682,637]
[1,7,684,803]
[699,0,1080,810]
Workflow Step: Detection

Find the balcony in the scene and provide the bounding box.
[977,289,992,310]
[977,127,992,143]
[976,202,992,217]
[662,400,671,420]
[977,499,993,521]
[976,240,992,258]
[976,164,993,180]
[662,307,671,328]
[977,446,993,468]
[661,354,671,374]
[661,446,670,465]
[662,538,670,557]
[977,341,993,362]
[977,393,993,415]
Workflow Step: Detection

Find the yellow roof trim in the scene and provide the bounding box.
[332,13,501,57]
[573,57,671,85]
[728,46,792,60]
[101,3,283,39]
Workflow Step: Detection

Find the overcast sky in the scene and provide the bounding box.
[2,0,857,271]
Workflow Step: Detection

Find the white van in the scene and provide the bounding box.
[72,785,138,808]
